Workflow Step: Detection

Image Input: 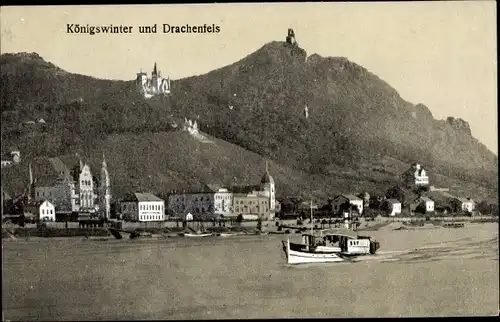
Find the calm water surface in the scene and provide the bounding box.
[2,223,498,320]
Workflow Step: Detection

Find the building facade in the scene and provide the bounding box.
[167,191,215,218]
[30,156,111,217]
[25,200,56,221]
[233,193,270,219]
[385,199,402,217]
[121,193,165,222]
[413,196,435,214]
[451,197,475,213]
[214,188,233,216]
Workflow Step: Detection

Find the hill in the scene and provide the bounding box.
[0,41,498,203]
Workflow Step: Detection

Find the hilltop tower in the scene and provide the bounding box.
[99,153,111,220]
[286,28,297,46]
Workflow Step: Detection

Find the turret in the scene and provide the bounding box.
[152,62,158,77]
[286,28,297,46]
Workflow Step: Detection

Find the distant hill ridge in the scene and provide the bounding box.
[0,38,497,202]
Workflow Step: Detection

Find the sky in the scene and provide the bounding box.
[1,2,497,154]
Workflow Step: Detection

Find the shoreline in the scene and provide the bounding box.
[2,220,498,242]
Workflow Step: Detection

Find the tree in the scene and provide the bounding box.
[414,185,429,197]
[476,200,491,214]
[386,185,405,207]
[380,201,393,216]
[490,204,499,217]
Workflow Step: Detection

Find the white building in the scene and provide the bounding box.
[214,188,233,216]
[121,193,165,222]
[25,200,56,221]
[403,163,429,186]
[416,196,435,213]
[136,63,171,98]
[77,163,95,211]
[331,194,364,215]
[451,197,475,213]
[385,199,402,217]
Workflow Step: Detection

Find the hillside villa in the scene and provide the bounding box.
[1,150,21,168]
[402,163,429,187]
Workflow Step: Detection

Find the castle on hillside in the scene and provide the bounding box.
[136,63,171,98]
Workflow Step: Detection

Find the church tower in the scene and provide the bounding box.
[260,161,276,216]
[99,153,111,220]
[151,62,159,94]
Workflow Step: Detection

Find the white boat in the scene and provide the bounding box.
[283,230,380,264]
[220,232,235,237]
[284,238,346,264]
[281,199,380,265]
[183,232,213,237]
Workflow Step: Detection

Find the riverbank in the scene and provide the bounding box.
[3,215,496,240]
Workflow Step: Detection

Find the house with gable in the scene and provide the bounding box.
[331,194,364,216]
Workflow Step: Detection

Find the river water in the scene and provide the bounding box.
[2,223,498,320]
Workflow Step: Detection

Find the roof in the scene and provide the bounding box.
[48,157,72,180]
[261,171,274,184]
[454,197,472,203]
[233,193,267,199]
[35,176,60,187]
[134,193,164,202]
[419,196,434,202]
[386,199,401,204]
[26,200,54,208]
[426,191,453,203]
[231,185,260,194]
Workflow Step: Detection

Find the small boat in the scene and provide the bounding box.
[183,232,213,237]
[220,232,236,237]
[108,228,132,240]
[442,221,466,228]
[130,231,152,239]
[85,236,109,241]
